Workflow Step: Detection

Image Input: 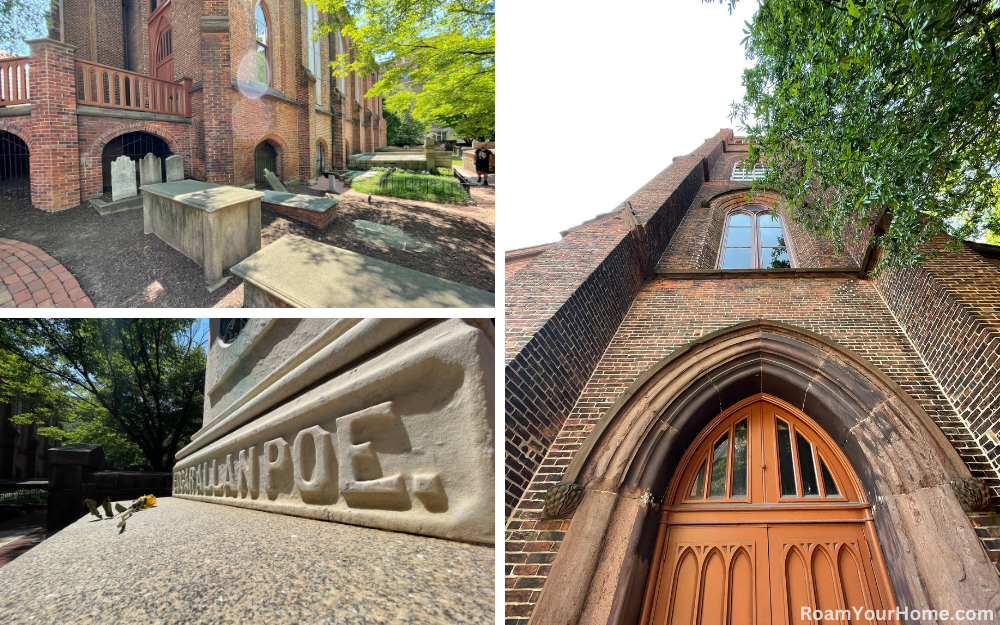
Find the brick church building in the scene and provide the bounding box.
[505,129,1000,624]
[0,0,386,211]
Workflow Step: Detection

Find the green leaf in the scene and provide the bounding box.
[101,497,112,518]
[847,0,861,18]
[114,503,127,513]
[84,498,101,519]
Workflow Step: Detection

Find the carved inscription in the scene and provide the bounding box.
[173,401,440,513]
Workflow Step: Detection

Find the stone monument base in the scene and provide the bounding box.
[0,497,493,623]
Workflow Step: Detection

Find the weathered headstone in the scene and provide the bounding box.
[172,318,494,543]
[263,168,287,192]
[424,136,436,173]
[139,152,162,187]
[111,155,137,201]
[165,155,184,182]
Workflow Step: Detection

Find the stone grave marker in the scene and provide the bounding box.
[165,155,184,182]
[139,153,162,186]
[111,155,137,201]
[263,168,287,192]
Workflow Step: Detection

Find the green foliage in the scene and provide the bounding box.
[0,0,50,56]
[717,0,1000,270]
[314,0,494,140]
[0,319,206,472]
[351,169,472,204]
[385,107,429,146]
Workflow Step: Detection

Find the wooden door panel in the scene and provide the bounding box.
[649,524,770,625]
[768,524,894,625]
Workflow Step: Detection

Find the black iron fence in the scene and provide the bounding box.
[0,130,30,201]
[378,169,470,203]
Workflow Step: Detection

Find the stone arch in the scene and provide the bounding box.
[529,320,1000,625]
[316,136,329,176]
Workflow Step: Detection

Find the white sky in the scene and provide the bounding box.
[499,0,759,251]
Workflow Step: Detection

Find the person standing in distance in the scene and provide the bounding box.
[474,144,493,186]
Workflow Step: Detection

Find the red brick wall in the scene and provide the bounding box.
[26,39,81,211]
[875,242,1000,496]
[201,25,233,185]
[123,0,148,73]
[64,0,125,67]
[504,274,987,623]
[171,0,198,81]
[76,117,193,200]
[504,131,730,517]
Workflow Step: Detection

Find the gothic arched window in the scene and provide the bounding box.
[718,207,793,269]
[255,1,271,85]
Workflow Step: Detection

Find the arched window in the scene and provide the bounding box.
[255,2,271,85]
[718,206,792,269]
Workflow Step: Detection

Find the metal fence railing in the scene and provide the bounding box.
[0,488,48,504]
[378,169,470,202]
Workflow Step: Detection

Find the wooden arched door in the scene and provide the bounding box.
[641,395,898,625]
[148,1,173,81]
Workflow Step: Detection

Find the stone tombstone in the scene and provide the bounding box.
[263,168,287,192]
[172,318,495,544]
[110,155,137,201]
[423,137,436,173]
[139,152,162,187]
[165,155,184,182]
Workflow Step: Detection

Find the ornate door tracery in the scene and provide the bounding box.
[642,396,897,625]
[148,0,173,81]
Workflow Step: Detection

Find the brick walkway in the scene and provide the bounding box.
[0,239,93,308]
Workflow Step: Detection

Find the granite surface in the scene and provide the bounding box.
[0,497,493,624]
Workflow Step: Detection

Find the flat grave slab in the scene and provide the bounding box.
[91,195,143,216]
[260,190,338,229]
[142,181,263,291]
[0,497,493,623]
[230,234,494,308]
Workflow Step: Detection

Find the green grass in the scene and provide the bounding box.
[452,157,465,167]
[351,170,473,205]
[0,489,47,505]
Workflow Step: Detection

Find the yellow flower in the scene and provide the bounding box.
[143,494,156,508]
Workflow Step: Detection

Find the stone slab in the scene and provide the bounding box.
[165,155,184,182]
[0,497,493,624]
[263,168,286,192]
[110,155,136,202]
[91,195,143,216]
[138,152,161,187]
[142,181,263,287]
[172,319,494,544]
[231,234,494,308]
[260,190,337,213]
[141,180,264,212]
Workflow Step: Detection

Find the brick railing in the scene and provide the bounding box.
[75,60,191,117]
[0,56,30,106]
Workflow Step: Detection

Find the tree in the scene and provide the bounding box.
[314,0,495,140]
[717,0,1000,269]
[385,106,429,145]
[0,319,206,471]
[0,0,50,56]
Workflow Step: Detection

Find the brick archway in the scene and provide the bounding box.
[244,133,288,184]
[528,320,1000,625]
[80,122,187,200]
[0,120,37,155]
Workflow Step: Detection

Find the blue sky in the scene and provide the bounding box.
[500,0,759,251]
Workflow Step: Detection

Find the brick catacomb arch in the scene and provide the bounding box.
[527,320,1000,625]
[80,122,187,199]
[0,120,37,154]
[251,135,287,184]
[0,124,32,201]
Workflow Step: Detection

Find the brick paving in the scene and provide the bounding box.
[0,239,94,308]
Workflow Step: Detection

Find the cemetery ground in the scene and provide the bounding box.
[0,179,494,308]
